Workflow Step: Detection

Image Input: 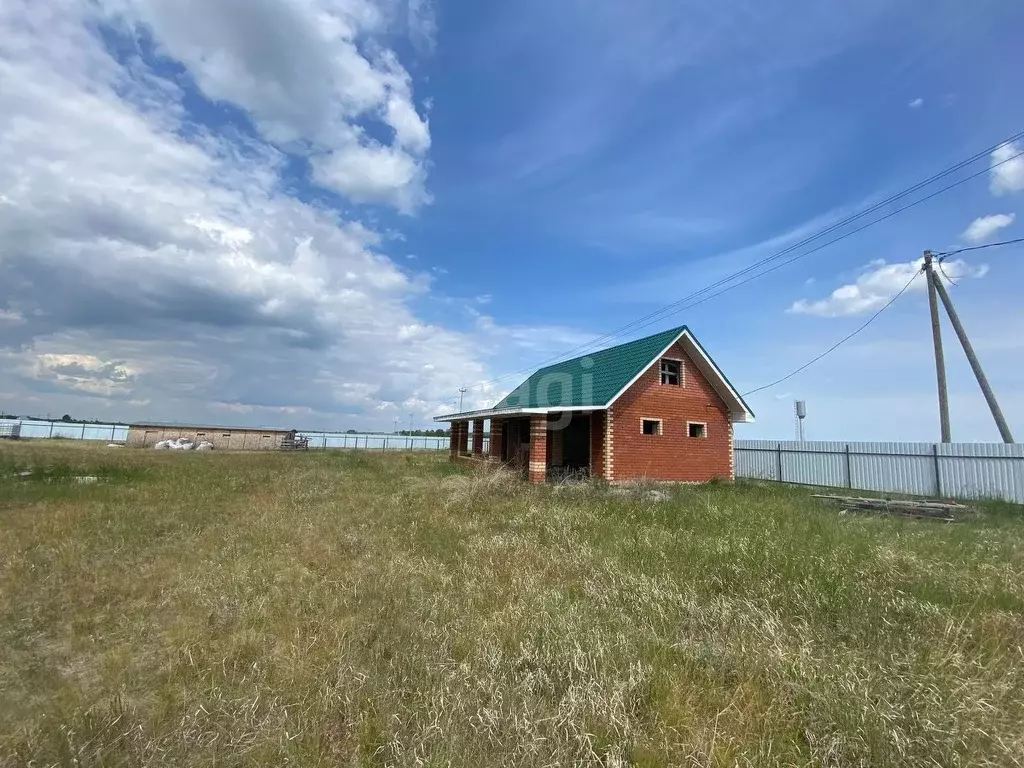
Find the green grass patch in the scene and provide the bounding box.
[1,442,1022,766]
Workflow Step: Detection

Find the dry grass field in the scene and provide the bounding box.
[1,441,1023,767]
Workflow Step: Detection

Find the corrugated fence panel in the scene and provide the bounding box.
[849,442,935,496]
[786,441,847,487]
[735,439,1024,503]
[939,442,1024,501]
[733,440,778,480]
[298,433,453,451]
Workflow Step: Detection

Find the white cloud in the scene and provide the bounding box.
[311,141,430,212]
[908,97,924,109]
[962,213,1015,243]
[788,257,989,318]
[991,142,1024,196]
[0,309,24,324]
[99,0,432,210]
[30,354,137,396]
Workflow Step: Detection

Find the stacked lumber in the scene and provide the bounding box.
[812,495,969,522]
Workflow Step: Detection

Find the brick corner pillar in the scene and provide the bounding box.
[448,422,459,459]
[728,421,736,481]
[528,414,548,483]
[489,419,503,461]
[589,411,605,479]
[456,421,469,456]
[471,418,485,456]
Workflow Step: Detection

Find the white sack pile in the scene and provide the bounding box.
[153,438,214,451]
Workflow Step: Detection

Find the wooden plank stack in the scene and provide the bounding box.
[812,494,969,522]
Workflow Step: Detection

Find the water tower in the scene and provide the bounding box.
[794,400,807,441]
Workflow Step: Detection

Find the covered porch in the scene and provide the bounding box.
[444,409,606,484]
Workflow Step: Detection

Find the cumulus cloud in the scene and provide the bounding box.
[991,142,1024,196]
[962,213,1015,243]
[788,257,989,318]
[100,0,432,210]
[0,309,24,325]
[30,354,137,396]
[908,97,923,109]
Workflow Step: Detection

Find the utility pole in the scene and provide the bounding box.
[929,268,1015,443]
[458,387,467,412]
[923,251,951,443]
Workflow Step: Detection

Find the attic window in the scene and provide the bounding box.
[688,422,707,439]
[660,359,681,386]
[641,419,662,436]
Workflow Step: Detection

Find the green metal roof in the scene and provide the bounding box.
[495,326,686,410]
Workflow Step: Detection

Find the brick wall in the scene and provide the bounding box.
[549,426,563,467]
[609,341,732,482]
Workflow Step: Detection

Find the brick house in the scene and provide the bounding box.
[435,326,754,483]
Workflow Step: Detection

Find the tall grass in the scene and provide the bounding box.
[1,442,1022,766]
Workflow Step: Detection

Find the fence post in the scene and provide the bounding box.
[49,421,54,438]
[111,424,116,441]
[845,444,853,489]
[81,422,86,440]
[932,443,943,498]
[383,437,387,453]
[777,443,783,482]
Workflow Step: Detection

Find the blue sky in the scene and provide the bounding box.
[1,0,1023,441]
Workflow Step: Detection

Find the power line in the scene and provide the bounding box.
[741,269,922,397]
[467,134,1024,392]
[935,236,1024,259]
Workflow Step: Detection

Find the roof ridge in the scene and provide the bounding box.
[531,324,687,374]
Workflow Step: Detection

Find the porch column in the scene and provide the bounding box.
[471,418,485,456]
[489,419,503,462]
[448,421,460,459]
[456,421,469,455]
[528,414,548,483]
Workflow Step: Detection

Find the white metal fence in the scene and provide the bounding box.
[0,419,459,452]
[0,418,128,442]
[735,440,1024,504]
[297,432,455,451]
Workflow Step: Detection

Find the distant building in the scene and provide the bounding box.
[435,325,754,483]
[126,423,295,450]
